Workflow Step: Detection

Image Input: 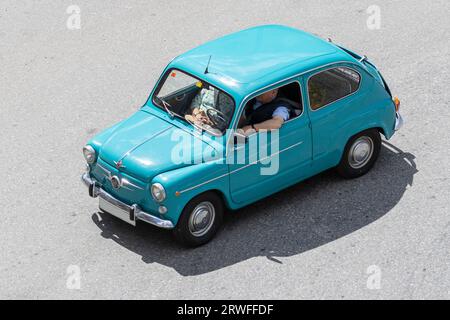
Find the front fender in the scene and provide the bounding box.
[152,159,230,225]
[88,119,126,152]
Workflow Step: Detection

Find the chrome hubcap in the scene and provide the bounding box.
[188,201,215,237]
[348,136,374,169]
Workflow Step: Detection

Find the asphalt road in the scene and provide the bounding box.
[1,0,449,299]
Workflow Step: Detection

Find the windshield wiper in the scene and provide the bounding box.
[155,96,221,136]
[156,96,191,123]
[157,97,175,119]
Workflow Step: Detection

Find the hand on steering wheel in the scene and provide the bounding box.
[206,108,227,129]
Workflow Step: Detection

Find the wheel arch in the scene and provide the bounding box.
[205,189,231,210]
[184,188,231,211]
[336,126,382,178]
[337,126,383,163]
[374,126,388,139]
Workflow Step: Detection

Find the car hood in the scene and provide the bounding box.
[97,110,219,182]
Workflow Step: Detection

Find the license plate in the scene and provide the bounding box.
[99,197,136,226]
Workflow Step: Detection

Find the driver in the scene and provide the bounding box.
[240,88,294,133]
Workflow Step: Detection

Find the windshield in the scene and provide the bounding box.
[152,69,235,136]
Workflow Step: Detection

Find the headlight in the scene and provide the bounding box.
[151,183,166,202]
[83,145,97,164]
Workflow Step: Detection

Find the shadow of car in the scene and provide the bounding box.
[91,141,417,276]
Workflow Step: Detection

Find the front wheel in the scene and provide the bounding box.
[337,129,381,179]
[173,192,224,247]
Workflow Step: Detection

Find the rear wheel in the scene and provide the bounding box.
[173,192,224,247]
[337,129,381,179]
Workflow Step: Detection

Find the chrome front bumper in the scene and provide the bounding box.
[81,173,174,229]
[395,112,404,131]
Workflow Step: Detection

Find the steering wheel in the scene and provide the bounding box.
[206,108,227,129]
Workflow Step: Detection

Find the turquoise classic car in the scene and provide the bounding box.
[82,25,403,246]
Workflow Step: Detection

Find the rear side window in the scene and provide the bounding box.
[308,67,361,110]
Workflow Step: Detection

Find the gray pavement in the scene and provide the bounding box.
[0,0,449,299]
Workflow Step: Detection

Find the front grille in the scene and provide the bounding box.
[91,159,147,206]
[90,158,160,216]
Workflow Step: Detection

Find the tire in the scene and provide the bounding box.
[337,129,381,179]
[173,192,224,247]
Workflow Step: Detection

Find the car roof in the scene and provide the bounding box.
[169,25,357,99]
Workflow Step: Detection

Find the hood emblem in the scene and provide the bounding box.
[114,160,125,169]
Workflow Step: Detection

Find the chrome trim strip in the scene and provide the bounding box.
[117,126,172,163]
[178,141,303,194]
[178,172,231,195]
[81,173,174,229]
[97,163,111,177]
[121,178,144,190]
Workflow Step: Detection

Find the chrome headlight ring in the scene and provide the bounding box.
[83,145,97,164]
[151,183,166,202]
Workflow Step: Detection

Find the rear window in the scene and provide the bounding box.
[308,67,361,110]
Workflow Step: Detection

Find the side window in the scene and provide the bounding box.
[308,67,361,110]
[238,82,303,128]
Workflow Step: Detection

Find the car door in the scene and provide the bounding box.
[227,80,313,205]
[306,64,365,170]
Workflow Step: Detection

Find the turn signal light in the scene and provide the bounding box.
[393,97,401,112]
